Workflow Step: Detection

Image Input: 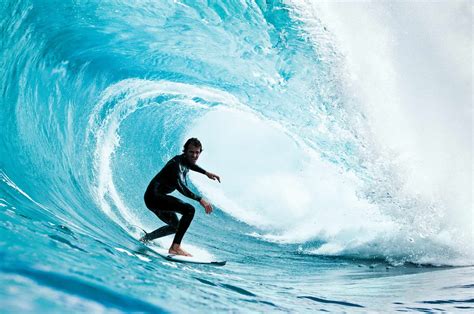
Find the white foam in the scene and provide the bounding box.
[188,107,391,243]
[114,247,133,256]
[147,239,216,261]
[283,0,473,264]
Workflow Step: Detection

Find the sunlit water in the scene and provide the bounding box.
[1,0,472,312]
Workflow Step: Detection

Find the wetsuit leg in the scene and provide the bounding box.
[145,194,195,245]
[142,211,179,241]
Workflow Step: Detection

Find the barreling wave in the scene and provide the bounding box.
[1,0,472,278]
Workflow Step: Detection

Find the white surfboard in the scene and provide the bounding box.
[130,225,226,266]
[149,246,226,266]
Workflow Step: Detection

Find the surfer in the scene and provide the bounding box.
[141,138,220,257]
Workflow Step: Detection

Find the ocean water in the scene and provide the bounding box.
[1,0,473,312]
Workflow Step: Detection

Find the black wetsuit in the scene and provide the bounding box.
[143,154,206,244]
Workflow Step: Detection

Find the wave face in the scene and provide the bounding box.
[1,0,472,312]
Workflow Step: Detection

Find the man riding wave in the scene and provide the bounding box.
[141,138,220,257]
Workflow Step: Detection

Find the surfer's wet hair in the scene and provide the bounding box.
[183,138,203,152]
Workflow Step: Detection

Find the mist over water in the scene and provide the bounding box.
[284,0,473,265]
[1,0,472,312]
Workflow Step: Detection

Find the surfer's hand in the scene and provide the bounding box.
[200,198,213,214]
[205,171,220,183]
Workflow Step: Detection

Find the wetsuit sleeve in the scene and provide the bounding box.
[176,174,202,202]
[189,164,206,175]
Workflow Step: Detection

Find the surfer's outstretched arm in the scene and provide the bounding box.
[205,171,220,182]
[190,163,220,183]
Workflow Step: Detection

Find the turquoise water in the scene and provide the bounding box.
[1,0,473,312]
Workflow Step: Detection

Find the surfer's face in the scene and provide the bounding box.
[185,145,201,164]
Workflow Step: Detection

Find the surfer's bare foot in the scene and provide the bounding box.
[169,243,192,257]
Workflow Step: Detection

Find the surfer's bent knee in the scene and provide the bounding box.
[184,204,195,217]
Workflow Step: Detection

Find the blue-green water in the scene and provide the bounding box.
[1,0,472,312]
